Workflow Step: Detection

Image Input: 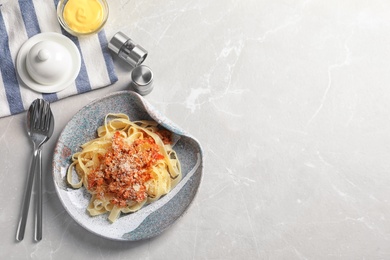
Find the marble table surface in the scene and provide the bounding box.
[2,0,390,259]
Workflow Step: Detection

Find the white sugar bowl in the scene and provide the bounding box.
[16,32,81,93]
[25,40,72,86]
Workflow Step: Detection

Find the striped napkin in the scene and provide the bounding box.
[0,0,118,118]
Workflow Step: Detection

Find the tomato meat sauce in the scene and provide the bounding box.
[87,130,170,207]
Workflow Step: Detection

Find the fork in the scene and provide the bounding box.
[16,99,54,242]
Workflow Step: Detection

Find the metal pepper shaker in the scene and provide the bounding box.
[130,65,154,95]
[108,32,148,67]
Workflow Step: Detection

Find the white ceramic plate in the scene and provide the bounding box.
[52,91,203,241]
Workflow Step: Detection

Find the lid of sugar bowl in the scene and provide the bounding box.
[16,32,81,93]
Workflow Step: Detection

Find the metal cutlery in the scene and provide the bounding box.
[16,99,54,241]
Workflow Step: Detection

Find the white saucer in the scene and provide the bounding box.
[16,32,81,93]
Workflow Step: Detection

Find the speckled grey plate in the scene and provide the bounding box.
[52,91,203,241]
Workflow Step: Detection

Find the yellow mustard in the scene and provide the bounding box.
[63,0,105,34]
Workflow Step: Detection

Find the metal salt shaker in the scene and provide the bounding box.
[108,31,148,67]
[130,65,154,96]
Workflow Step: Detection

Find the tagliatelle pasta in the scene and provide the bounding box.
[66,113,181,223]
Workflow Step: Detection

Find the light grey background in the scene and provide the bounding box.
[2,0,390,259]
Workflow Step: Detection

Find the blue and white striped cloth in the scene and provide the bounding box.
[0,0,118,118]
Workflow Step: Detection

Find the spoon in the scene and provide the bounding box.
[16,99,54,241]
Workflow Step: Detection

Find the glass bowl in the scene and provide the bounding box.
[57,0,109,36]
